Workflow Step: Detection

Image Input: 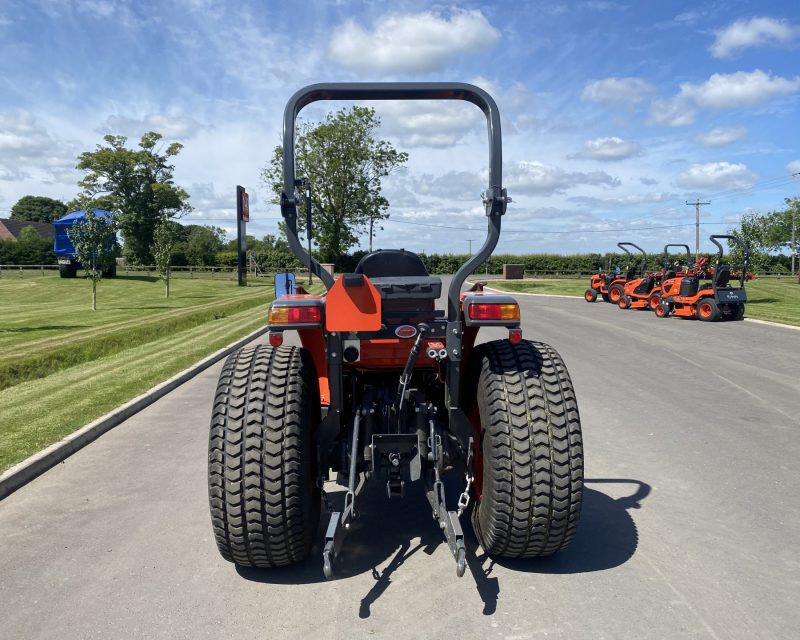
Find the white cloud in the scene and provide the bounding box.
[377,100,484,148]
[577,136,641,161]
[569,192,674,207]
[328,10,500,73]
[787,160,800,175]
[695,126,748,147]
[676,162,757,191]
[580,77,655,104]
[711,17,799,59]
[100,113,206,139]
[505,160,619,195]
[680,70,800,110]
[648,97,695,127]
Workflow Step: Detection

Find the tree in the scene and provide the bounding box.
[185,225,225,266]
[261,106,408,263]
[66,210,118,310]
[10,195,68,223]
[152,219,179,297]
[730,198,798,276]
[74,131,192,265]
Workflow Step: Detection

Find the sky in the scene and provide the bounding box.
[1,0,799,255]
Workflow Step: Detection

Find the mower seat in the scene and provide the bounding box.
[354,249,441,323]
[714,266,731,288]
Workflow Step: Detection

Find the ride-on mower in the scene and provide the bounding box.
[655,234,749,321]
[619,243,691,311]
[207,83,584,579]
[585,241,644,304]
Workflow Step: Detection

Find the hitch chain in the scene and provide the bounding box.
[457,438,475,517]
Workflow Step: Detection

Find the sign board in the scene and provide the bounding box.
[240,190,250,222]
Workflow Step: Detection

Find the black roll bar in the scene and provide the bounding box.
[617,242,646,274]
[663,244,691,269]
[709,234,750,289]
[280,82,508,321]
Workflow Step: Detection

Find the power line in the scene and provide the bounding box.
[386,217,731,234]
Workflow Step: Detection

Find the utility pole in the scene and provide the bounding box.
[467,239,476,255]
[686,199,711,263]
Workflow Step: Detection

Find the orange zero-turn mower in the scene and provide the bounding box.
[619,243,691,311]
[655,234,750,321]
[206,83,584,581]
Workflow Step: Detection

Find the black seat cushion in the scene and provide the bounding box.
[715,266,731,288]
[355,249,429,278]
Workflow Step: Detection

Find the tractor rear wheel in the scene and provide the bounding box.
[648,292,661,310]
[732,303,745,320]
[608,284,624,303]
[469,339,583,558]
[208,344,320,568]
[584,288,598,302]
[697,298,719,322]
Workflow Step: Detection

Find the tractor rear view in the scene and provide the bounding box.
[207,83,584,579]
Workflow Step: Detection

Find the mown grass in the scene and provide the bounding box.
[0,301,271,472]
[484,277,800,326]
[0,275,271,389]
[0,274,285,472]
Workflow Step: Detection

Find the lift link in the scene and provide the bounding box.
[457,437,475,517]
[322,409,366,580]
[425,418,467,577]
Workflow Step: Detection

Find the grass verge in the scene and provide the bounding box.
[0,301,270,473]
[483,277,800,326]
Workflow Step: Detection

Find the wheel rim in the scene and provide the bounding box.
[610,289,620,302]
[656,305,665,317]
[585,291,593,301]
[650,295,660,309]
[699,302,712,318]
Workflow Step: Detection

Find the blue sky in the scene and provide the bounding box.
[1,0,799,255]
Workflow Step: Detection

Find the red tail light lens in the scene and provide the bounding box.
[269,332,284,347]
[269,306,322,324]
[468,303,520,321]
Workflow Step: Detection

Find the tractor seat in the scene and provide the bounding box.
[354,249,441,324]
[355,249,441,301]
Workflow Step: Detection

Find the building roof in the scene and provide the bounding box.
[0,219,55,242]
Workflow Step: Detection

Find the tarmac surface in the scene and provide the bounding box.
[1,281,798,639]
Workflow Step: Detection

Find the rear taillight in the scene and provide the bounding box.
[268,306,322,325]
[468,302,520,321]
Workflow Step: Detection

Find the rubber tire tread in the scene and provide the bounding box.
[208,344,320,568]
[470,339,583,558]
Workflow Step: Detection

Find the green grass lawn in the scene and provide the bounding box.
[0,274,277,472]
[483,277,800,326]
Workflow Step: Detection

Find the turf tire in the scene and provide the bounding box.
[648,292,661,310]
[608,284,624,303]
[584,288,598,303]
[618,295,631,309]
[655,303,669,317]
[469,339,583,558]
[208,344,320,568]
[697,298,719,322]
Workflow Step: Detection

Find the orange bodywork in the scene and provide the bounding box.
[325,275,382,332]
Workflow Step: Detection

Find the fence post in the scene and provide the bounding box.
[19,266,23,278]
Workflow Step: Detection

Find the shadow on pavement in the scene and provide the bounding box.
[237,477,650,618]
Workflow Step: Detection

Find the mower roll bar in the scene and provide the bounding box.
[280,82,508,321]
[709,234,750,289]
[617,242,646,273]
[663,244,691,269]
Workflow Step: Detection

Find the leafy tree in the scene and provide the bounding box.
[185,225,225,266]
[261,106,408,263]
[152,219,179,297]
[74,131,192,265]
[730,198,799,275]
[10,195,68,223]
[66,210,118,310]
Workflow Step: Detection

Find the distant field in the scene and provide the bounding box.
[0,274,277,472]
[483,277,800,327]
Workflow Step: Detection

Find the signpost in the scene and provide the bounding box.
[236,185,249,287]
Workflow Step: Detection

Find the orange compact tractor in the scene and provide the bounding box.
[617,243,659,310]
[585,241,643,303]
[619,243,691,311]
[655,234,749,321]
[207,83,584,579]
